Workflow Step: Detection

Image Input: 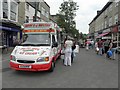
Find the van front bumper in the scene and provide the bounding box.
[10,61,51,71]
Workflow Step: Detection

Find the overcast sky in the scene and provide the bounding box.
[44,0,109,34]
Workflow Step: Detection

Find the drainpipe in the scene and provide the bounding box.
[117,32,119,47]
[111,32,113,41]
[34,2,39,22]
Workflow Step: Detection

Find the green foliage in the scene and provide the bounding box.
[57,0,79,38]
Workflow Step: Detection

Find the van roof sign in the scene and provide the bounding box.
[24,23,51,28]
[23,22,54,30]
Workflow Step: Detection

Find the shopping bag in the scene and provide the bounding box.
[74,45,79,53]
[86,46,89,50]
[96,47,99,51]
[95,47,99,54]
[107,50,112,58]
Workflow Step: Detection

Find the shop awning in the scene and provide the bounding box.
[96,32,109,38]
[0,26,19,32]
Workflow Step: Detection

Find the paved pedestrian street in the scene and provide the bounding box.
[2,48,118,88]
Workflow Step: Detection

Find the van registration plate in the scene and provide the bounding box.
[19,65,31,68]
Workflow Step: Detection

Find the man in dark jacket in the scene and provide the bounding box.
[71,40,76,63]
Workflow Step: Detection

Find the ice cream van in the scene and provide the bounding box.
[10,22,62,72]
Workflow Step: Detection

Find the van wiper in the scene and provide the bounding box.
[21,44,36,46]
[35,44,50,46]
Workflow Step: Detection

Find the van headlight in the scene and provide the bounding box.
[37,57,49,62]
[10,55,16,61]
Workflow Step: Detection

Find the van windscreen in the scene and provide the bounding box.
[21,34,51,46]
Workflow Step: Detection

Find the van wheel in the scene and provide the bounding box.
[49,61,55,72]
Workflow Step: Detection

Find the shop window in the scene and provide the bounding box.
[2,31,7,46]
[0,31,2,46]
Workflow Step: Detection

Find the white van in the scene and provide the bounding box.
[10,22,62,72]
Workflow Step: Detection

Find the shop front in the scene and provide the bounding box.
[118,25,120,46]
[111,25,119,47]
[0,20,22,47]
[95,29,112,42]
[102,28,112,40]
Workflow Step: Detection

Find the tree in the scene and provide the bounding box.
[58,0,79,37]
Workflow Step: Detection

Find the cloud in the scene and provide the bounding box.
[44,0,109,34]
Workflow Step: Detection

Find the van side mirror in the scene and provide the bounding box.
[52,42,58,47]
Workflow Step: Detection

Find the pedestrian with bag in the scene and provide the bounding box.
[103,39,110,58]
[64,38,73,66]
[108,40,117,60]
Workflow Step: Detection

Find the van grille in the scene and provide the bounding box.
[17,60,35,63]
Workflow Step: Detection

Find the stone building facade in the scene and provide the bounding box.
[0,0,51,47]
[89,1,120,47]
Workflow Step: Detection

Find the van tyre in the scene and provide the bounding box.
[49,61,55,72]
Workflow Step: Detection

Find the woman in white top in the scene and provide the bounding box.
[64,39,73,66]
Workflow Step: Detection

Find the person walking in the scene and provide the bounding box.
[95,41,99,54]
[85,40,90,51]
[103,39,110,58]
[98,39,103,55]
[109,40,117,60]
[71,40,76,63]
[91,40,94,49]
[64,38,73,66]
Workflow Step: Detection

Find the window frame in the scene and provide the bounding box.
[10,0,18,21]
[3,0,8,19]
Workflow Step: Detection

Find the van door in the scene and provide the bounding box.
[52,35,58,56]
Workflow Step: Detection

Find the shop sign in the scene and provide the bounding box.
[111,26,118,33]
[102,37,111,39]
